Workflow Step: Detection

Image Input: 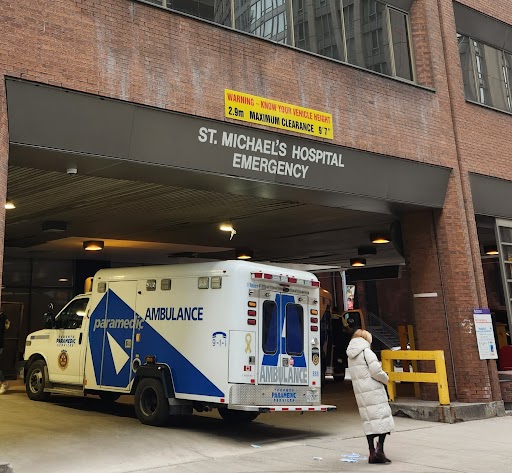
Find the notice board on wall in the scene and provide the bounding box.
[473,308,498,360]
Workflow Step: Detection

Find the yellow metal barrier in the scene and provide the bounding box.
[381,350,450,405]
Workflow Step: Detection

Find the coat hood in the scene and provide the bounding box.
[346,337,371,359]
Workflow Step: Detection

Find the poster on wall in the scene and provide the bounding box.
[473,308,498,360]
[345,285,355,311]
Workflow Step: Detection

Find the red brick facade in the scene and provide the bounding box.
[0,0,510,403]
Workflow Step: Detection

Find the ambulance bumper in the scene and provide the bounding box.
[228,404,336,412]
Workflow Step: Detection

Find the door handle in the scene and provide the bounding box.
[79,333,83,345]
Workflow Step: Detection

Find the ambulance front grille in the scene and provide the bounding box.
[229,385,321,406]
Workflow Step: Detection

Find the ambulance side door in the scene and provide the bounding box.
[99,280,138,390]
[47,297,89,385]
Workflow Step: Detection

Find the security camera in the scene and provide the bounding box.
[66,167,77,176]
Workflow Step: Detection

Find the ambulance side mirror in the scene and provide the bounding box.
[43,302,56,329]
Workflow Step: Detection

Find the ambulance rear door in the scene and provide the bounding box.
[258,289,309,386]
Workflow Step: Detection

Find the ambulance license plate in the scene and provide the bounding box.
[306,390,319,403]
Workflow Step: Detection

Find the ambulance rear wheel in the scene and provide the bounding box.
[25,360,51,401]
[218,408,259,423]
[134,378,169,426]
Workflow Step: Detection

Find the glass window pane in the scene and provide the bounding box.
[343,0,391,75]
[479,42,509,111]
[389,8,412,80]
[500,227,512,243]
[458,34,478,102]
[169,0,232,27]
[262,301,278,354]
[293,0,344,60]
[285,303,304,356]
[235,0,292,45]
[505,52,512,111]
[472,40,492,105]
[56,298,89,329]
[2,258,31,287]
[32,260,73,288]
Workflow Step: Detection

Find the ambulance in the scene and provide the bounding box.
[23,261,336,426]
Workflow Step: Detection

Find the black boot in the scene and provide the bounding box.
[375,441,391,463]
[367,435,384,464]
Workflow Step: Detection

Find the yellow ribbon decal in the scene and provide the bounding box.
[245,333,252,354]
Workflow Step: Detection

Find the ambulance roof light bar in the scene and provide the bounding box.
[251,272,320,287]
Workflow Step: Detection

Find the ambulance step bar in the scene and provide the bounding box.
[229,404,336,412]
[44,386,85,396]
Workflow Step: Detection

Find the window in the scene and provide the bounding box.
[56,298,89,330]
[136,0,415,81]
[262,301,278,354]
[166,0,233,27]
[235,0,291,45]
[343,0,411,79]
[285,303,304,356]
[294,0,344,60]
[458,34,512,113]
[389,7,412,80]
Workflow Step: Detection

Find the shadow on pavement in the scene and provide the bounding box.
[45,394,326,443]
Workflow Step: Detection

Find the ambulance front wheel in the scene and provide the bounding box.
[25,360,51,401]
[134,378,169,426]
[218,408,259,423]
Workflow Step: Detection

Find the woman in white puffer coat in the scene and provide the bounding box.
[346,329,394,464]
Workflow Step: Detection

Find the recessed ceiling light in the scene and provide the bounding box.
[5,200,15,210]
[370,233,391,244]
[484,245,499,255]
[83,240,104,251]
[350,257,366,267]
[236,248,253,260]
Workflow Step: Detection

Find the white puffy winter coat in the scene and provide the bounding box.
[346,337,395,435]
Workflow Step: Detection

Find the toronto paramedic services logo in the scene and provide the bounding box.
[58,350,69,370]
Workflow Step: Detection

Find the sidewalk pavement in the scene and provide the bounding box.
[1,379,511,472]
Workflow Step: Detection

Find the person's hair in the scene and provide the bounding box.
[352,329,372,344]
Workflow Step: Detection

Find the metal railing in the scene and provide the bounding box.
[381,349,450,405]
[366,312,400,348]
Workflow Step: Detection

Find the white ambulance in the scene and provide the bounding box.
[23,261,336,425]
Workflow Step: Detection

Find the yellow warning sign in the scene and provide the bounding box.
[225,90,333,140]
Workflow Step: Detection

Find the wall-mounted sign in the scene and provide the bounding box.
[225,90,333,140]
[473,308,498,360]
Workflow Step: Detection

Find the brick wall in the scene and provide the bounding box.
[376,269,415,328]
[0,0,458,168]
